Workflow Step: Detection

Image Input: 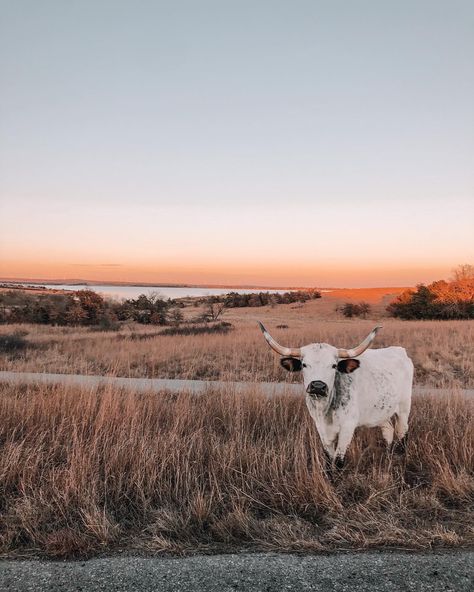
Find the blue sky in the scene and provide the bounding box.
[1,1,473,286]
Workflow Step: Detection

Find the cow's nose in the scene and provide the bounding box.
[306,380,328,396]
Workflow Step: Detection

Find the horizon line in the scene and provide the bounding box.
[0,276,413,291]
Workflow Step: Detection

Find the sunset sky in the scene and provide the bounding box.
[1,1,473,287]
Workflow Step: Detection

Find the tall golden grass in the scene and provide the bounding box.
[0,381,472,557]
[1,318,473,388]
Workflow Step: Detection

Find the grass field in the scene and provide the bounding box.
[0,288,472,557]
[0,293,473,388]
[0,381,472,557]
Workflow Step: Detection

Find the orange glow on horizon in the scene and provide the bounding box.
[1,200,472,288]
[0,257,459,288]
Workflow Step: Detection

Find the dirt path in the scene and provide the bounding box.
[0,551,472,592]
[0,370,473,397]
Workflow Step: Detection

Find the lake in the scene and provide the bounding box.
[14,283,302,300]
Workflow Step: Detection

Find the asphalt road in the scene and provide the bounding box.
[0,551,473,592]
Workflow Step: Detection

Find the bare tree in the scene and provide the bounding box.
[452,264,474,281]
[148,290,166,305]
[203,298,228,322]
[358,302,371,319]
[169,307,184,326]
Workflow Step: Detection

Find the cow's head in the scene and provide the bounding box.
[258,322,381,399]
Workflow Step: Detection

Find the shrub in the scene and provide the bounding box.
[73,291,106,325]
[387,278,474,320]
[169,308,184,326]
[116,332,163,341]
[116,293,170,325]
[0,331,29,355]
[340,302,372,319]
[160,322,234,336]
[0,290,111,327]
[92,312,121,332]
[201,298,228,322]
[218,289,321,309]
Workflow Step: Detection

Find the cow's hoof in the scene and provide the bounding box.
[334,456,345,470]
[321,452,333,477]
[393,436,408,454]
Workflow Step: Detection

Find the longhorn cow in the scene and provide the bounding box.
[258,323,414,468]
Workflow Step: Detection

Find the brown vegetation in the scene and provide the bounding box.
[160,321,234,336]
[387,267,474,320]
[0,382,472,557]
[0,288,322,328]
[338,301,372,319]
[0,317,472,388]
[0,284,472,558]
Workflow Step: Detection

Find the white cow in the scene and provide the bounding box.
[259,323,414,468]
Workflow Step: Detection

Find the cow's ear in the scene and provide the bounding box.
[280,357,303,372]
[337,359,360,373]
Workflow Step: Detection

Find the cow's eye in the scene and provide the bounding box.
[332,364,337,369]
[302,363,307,368]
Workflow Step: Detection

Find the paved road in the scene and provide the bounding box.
[1,371,473,397]
[0,551,473,592]
[0,371,298,396]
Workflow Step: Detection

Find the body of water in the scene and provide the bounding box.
[12,283,304,300]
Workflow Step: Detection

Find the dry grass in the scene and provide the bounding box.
[1,289,471,557]
[0,316,473,388]
[0,381,472,558]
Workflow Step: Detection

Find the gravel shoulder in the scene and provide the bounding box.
[1,551,473,592]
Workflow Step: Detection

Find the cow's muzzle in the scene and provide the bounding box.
[306,380,328,397]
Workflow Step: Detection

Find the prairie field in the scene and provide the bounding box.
[0,289,473,557]
[0,291,473,388]
[0,382,472,557]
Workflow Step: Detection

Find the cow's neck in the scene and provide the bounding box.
[332,372,354,410]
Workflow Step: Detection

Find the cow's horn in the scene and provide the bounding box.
[258,322,302,357]
[338,326,382,358]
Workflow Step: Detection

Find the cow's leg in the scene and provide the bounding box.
[394,407,410,453]
[380,419,394,448]
[320,439,336,473]
[334,424,356,469]
[395,411,409,440]
[315,428,338,474]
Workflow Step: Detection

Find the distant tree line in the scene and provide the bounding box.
[387,270,474,320]
[201,289,321,309]
[0,290,119,329]
[115,292,184,325]
[0,288,322,327]
[0,290,188,328]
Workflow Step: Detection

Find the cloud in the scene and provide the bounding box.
[70,263,123,267]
